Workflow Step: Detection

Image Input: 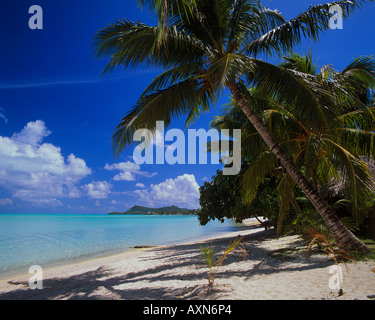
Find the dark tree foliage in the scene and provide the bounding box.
[198,164,280,226]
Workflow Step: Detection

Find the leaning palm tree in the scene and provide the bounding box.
[94,0,372,252]
[212,54,375,235]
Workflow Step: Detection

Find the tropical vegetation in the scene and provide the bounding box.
[202,52,375,237]
[94,0,373,252]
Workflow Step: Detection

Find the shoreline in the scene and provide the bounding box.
[0,215,255,281]
[0,222,262,282]
[1,223,374,300]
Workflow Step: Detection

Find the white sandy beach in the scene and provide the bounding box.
[0,222,374,300]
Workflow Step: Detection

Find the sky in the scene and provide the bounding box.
[0,0,374,214]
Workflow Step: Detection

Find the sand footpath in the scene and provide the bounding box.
[0,224,374,300]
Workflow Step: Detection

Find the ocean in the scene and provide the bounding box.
[0,214,243,278]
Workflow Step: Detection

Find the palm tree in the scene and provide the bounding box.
[94,0,372,252]
[211,53,375,235]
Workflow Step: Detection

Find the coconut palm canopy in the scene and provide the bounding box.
[210,53,375,233]
[94,0,374,251]
[94,0,371,154]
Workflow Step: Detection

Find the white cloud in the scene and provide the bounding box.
[135,183,146,188]
[82,181,112,199]
[0,120,92,205]
[105,161,157,182]
[134,174,200,209]
[11,120,51,146]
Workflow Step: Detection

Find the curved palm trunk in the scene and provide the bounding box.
[228,82,370,253]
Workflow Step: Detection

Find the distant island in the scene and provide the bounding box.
[108,205,198,216]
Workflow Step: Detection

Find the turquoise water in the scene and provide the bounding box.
[0,214,241,277]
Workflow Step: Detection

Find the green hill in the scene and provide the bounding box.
[108,205,197,216]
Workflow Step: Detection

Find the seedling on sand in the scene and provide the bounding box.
[200,237,247,287]
[304,227,355,297]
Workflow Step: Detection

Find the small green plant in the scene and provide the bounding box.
[304,226,355,297]
[200,237,246,287]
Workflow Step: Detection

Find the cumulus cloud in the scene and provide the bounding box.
[0,120,92,205]
[82,181,112,199]
[11,120,51,146]
[105,161,157,182]
[134,174,200,209]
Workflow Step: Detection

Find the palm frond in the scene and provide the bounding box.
[337,106,375,132]
[93,20,210,75]
[168,0,232,53]
[228,0,285,52]
[335,56,375,107]
[241,150,277,204]
[261,109,304,143]
[303,134,326,179]
[246,58,338,130]
[277,172,296,235]
[316,154,340,187]
[324,138,375,221]
[137,0,198,34]
[112,77,214,156]
[139,63,203,98]
[208,53,253,88]
[340,56,375,86]
[242,1,366,57]
[280,51,318,75]
[227,0,258,51]
[338,128,375,158]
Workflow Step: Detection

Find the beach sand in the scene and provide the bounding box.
[0,223,374,300]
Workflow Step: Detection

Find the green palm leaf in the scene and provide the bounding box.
[277,172,296,235]
[112,77,215,156]
[242,1,366,57]
[241,150,276,204]
[324,138,375,221]
[246,58,338,130]
[94,20,209,75]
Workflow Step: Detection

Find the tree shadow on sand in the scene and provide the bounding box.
[0,231,343,300]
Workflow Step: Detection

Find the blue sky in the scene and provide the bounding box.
[0,0,374,214]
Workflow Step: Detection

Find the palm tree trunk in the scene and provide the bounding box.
[228,82,370,253]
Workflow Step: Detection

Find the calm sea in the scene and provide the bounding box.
[0,214,242,278]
